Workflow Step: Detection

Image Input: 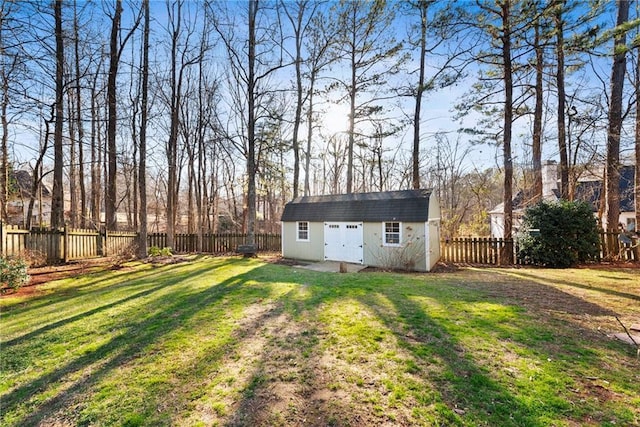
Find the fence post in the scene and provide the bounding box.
[0,220,4,256]
[103,228,108,257]
[63,225,70,263]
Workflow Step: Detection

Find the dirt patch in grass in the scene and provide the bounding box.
[1,258,114,298]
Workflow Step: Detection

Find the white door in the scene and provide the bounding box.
[324,222,363,264]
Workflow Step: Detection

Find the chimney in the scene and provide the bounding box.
[542,160,558,200]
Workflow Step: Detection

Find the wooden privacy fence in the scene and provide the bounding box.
[441,237,514,265]
[599,231,639,261]
[148,233,280,254]
[441,232,639,265]
[0,222,281,264]
[0,223,139,264]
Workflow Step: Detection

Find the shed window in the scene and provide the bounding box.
[297,221,309,241]
[383,222,401,246]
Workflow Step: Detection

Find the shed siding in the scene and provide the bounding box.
[427,192,442,270]
[426,219,441,270]
[362,222,428,271]
[281,221,324,261]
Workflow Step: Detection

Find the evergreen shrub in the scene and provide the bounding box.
[0,256,30,292]
[517,200,600,268]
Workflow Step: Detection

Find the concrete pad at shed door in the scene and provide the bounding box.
[293,261,367,273]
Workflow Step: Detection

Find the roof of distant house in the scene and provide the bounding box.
[13,170,51,198]
[490,165,635,214]
[574,165,634,212]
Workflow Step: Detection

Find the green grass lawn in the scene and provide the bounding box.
[1,256,638,426]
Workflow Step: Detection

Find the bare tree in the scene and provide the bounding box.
[553,0,570,199]
[213,0,289,246]
[0,0,29,222]
[71,0,88,227]
[531,10,544,202]
[302,8,337,196]
[331,0,404,194]
[282,0,317,199]
[636,20,640,234]
[403,0,468,190]
[605,0,630,231]
[137,0,149,255]
[51,0,65,228]
[105,0,140,231]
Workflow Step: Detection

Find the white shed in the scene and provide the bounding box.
[280,189,441,271]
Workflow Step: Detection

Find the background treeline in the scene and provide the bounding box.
[1,0,638,255]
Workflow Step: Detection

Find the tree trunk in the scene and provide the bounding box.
[246,0,257,245]
[90,60,102,229]
[346,14,356,195]
[304,73,316,196]
[412,0,428,190]
[106,0,122,231]
[501,0,514,263]
[68,91,78,227]
[1,62,8,222]
[636,35,640,234]
[165,0,182,249]
[290,3,305,199]
[51,0,65,229]
[555,1,569,200]
[137,0,149,257]
[74,2,87,228]
[532,15,543,202]
[605,0,629,231]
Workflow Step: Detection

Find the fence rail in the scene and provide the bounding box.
[0,222,281,265]
[441,232,639,265]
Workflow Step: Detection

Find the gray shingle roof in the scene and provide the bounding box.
[281,189,434,222]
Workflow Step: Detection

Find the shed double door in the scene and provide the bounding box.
[324,222,363,264]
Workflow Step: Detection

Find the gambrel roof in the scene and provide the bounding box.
[281,189,434,222]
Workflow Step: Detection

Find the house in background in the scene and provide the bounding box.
[489,161,636,238]
[7,170,52,227]
[280,189,441,272]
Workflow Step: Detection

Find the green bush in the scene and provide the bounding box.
[148,246,172,257]
[517,200,600,268]
[0,256,30,292]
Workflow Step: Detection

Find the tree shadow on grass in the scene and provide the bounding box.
[5,261,638,426]
[1,261,183,317]
[1,259,276,426]
[219,270,532,426]
[492,269,640,304]
[354,289,543,426]
[231,267,634,426]
[219,270,374,426]
[355,271,639,426]
[4,270,185,347]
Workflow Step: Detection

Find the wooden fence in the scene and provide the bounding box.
[148,232,280,254]
[0,222,281,265]
[2,220,635,267]
[441,232,639,265]
[441,237,513,265]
